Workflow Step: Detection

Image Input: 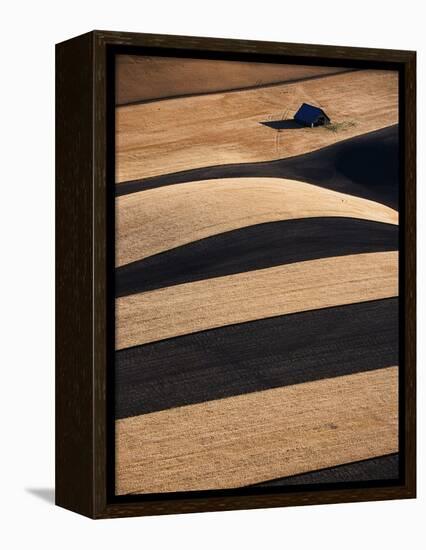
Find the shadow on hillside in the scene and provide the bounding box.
[260,119,302,130]
[117,125,399,210]
[336,136,399,196]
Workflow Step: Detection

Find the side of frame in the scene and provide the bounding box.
[56,30,416,519]
[56,32,97,517]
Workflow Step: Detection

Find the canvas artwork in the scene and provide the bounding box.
[114,55,399,496]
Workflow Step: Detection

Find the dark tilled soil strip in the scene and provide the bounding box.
[115,298,398,418]
[116,125,399,210]
[251,454,399,487]
[116,217,398,296]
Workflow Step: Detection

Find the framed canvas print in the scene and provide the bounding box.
[56,31,416,519]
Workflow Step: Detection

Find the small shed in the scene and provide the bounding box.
[294,103,331,127]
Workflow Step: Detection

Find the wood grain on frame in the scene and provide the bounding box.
[55,30,415,519]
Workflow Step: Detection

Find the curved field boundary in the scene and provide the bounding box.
[116,217,398,296]
[116,251,398,349]
[116,367,398,494]
[116,178,398,266]
[116,54,353,105]
[116,125,399,210]
[119,70,358,107]
[252,454,399,487]
[116,298,398,418]
[116,70,398,182]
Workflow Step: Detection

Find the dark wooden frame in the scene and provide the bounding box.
[56,30,416,519]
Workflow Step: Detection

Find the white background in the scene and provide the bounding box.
[0,0,424,547]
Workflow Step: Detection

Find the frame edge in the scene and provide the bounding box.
[55,30,97,518]
[56,30,417,519]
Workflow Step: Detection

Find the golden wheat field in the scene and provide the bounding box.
[116,70,398,182]
[114,54,400,495]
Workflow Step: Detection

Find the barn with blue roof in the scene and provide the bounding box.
[294,103,331,127]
